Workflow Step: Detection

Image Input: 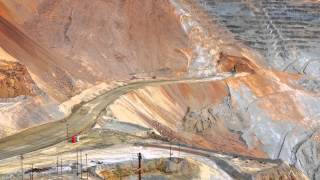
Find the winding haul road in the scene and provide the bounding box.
[0,72,244,160]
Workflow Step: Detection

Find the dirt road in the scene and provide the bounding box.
[0,72,242,160]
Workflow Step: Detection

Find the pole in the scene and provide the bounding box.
[80,150,83,179]
[56,156,59,176]
[178,143,181,157]
[76,150,79,177]
[137,153,142,180]
[169,143,172,160]
[86,154,88,179]
[66,122,69,143]
[31,164,33,180]
[20,155,24,180]
[60,158,63,179]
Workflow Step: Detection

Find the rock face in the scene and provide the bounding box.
[0,60,36,98]
[198,0,320,76]
[109,69,320,179]
[182,106,217,133]
[0,0,189,92]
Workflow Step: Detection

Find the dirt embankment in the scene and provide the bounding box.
[98,158,199,180]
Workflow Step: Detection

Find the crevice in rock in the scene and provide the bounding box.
[229,129,249,148]
[301,59,320,75]
[64,9,73,43]
[312,163,320,180]
[290,128,317,165]
[276,130,290,159]
[182,106,191,124]
[224,82,232,110]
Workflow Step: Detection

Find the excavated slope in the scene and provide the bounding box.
[0,0,189,92]
[0,0,190,137]
[108,70,320,178]
[199,0,320,75]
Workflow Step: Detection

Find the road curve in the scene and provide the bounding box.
[134,142,284,180]
[0,72,243,160]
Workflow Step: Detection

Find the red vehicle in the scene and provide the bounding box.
[71,135,79,143]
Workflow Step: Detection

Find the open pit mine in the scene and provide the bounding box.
[0,0,319,179]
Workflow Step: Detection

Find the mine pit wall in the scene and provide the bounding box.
[0,0,277,140]
[110,80,266,157]
[0,16,75,102]
[109,71,320,179]
[0,0,190,88]
[196,0,320,77]
[169,0,267,77]
[0,0,191,137]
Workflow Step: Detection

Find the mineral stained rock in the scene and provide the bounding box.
[0,60,37,98]
[0,0,319,179]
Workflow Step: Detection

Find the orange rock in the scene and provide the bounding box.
[0,60,37,98]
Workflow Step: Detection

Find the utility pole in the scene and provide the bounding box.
[20,155,24,180]
[80,150,83,179]
[86,154,88,179]
[169,143,172,160]
[178,143,181,157]
[60,158,63,179]
[56,156,59,177]
[66,122,69,143]
[30,164,33,180]
[137,153,142,180]
[76,149,79,177]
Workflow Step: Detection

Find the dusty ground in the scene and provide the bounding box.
[0,127,307,180]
